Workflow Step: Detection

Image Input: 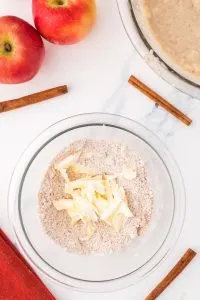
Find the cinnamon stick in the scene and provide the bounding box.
[128,75,192,126]
[0,85,68,113]
[145,248,197,300]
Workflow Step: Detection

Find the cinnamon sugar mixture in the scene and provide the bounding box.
[39,140,154,255]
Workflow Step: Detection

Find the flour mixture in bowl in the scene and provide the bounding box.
[143,0,200,78]
[39,139,154,255]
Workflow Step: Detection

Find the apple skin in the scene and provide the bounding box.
[32,0,96,45]
[0,16,45,84]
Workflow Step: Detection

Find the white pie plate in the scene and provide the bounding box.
[117,0,200,99]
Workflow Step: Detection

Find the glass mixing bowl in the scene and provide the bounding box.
[8,113,185,292]
[117,0,200,99]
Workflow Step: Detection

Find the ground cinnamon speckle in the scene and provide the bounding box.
[38,139,154,255]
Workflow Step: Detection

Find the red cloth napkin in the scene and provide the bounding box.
[0,229,56,300]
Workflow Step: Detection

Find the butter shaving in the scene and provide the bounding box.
[71,163,95,174]
[55,153,80,170]
[53,154,133,236]
[121,167,137,180]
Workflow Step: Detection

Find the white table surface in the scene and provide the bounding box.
[1,1,200,299]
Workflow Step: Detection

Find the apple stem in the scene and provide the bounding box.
[4,43,12,53]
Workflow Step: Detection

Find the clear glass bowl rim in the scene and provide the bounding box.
[8,113,186,293]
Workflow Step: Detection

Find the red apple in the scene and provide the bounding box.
[32,0,96,45]
[0,16,45,84]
